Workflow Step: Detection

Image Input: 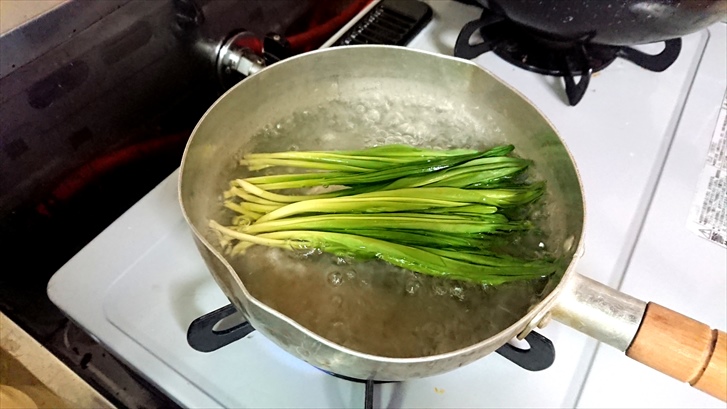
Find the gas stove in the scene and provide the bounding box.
[47,1,726,408]
[452,7,683,106]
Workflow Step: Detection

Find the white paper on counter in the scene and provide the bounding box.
[687,94,727,248]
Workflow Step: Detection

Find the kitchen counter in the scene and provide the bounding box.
[0,0,66,35]
[0,312,113,408]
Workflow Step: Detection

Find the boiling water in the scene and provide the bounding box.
[220,97,559,358]
[232,248,547,358]
[239,96,504,155]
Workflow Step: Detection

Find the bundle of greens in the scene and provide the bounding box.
[210,144,554,286]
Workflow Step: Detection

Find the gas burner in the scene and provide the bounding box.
[454,9,682,106]
[187,304,556,409]
[187,303,556,367]
[321,372,393,409]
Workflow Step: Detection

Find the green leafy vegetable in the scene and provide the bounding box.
[211,144,553,286]
[210,222,551,286]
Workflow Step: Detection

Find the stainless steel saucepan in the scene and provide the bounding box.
[179,45,725,401]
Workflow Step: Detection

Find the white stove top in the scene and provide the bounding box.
[48,1,727,408]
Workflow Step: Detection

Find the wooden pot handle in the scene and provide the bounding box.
[626,302,727,401]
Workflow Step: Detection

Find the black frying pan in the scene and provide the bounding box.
[479,0,726,45]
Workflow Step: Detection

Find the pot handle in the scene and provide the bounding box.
[626,303,726,401]
[550,273,726,402]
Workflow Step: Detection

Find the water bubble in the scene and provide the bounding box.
[390,112,405,125]
[405,279,421,295]
[346,270,357,280]
[450,285,466,301]
[289,247,322,259]
[365,109,381,123]
[433,281,448,296]
[327,271,344,286]
[401,123,416,135]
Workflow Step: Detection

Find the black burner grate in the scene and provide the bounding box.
[454,8,682,106]
[188,303,555,409]
[321,372,392,409]
[188,304,555,370]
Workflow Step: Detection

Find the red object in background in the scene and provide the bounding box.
[35,0,373,217]
[287,0,373,53]
[232,35,263,55]
[36,132,189,216]
[229,0,372,61]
